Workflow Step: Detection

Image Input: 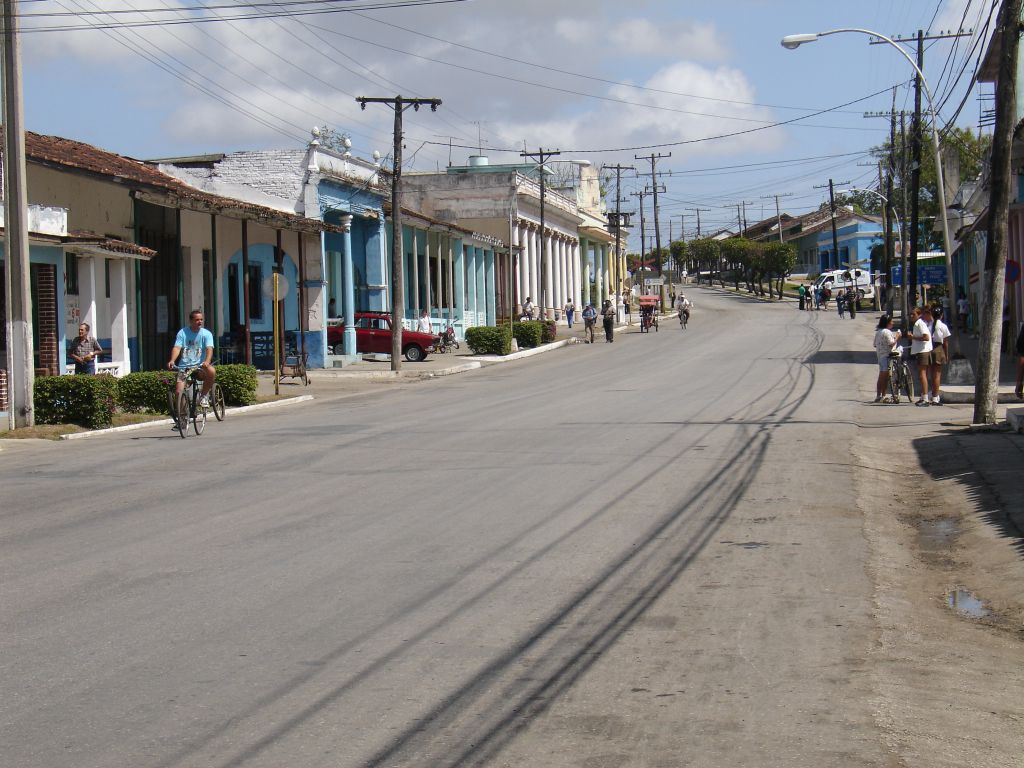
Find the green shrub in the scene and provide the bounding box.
[512,321,543,349]
[465,325,512,356]
[35,374,118,429]
[117,370,177,413]
[214,364,258,406]
[540,319,557,344]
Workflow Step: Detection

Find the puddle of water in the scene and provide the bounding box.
[917,518,960,549]
[947,588,990,619]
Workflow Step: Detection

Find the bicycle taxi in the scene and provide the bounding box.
[638,295,659,333]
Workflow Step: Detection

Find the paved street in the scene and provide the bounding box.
[3,288,1022,768]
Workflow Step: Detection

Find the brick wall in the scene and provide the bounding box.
[32,263,59,375]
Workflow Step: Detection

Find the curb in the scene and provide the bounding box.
[935,388,1021,405]
[1007,406,1024,433]
[305,361,482,380]
[58,395,315,440]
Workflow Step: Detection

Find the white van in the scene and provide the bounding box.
[813,268,875,302]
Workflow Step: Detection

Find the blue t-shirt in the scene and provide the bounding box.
[174,326,214,368]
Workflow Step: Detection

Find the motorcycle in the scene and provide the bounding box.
[435,324,460,353]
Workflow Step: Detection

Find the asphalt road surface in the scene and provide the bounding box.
[0,288,969,767]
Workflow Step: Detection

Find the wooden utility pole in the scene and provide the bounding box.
[907,30,924,309]
[760,193,794,243]
[631,188,648,276]
[813,179,850,271]
[885,87,898,316]
[3,0,34,428]
[520,147,561,319]
[605,164,634,303]
[636,152,671,307]
[973,0,1022,424]
[357,95,441,371]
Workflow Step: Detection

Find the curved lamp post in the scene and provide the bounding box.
[782,29,959,355]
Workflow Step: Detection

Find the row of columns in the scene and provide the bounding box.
[512,220,617,317]
[72,255,131,374]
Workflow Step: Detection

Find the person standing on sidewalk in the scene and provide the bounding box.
[873,315,901,402]
[928,306,951,406]
[798,284,806,310]
[909,306,934,406]
[837,290,846,318]
[622,291,632,325]
[581,303,597,344]
[846,287,858,319]
[69,322,104,375]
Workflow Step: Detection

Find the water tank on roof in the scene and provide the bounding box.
[468,155,489,167]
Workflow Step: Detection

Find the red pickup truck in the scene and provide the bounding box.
[326,311,439,362]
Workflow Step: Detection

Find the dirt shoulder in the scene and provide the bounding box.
[853,426,1024,767]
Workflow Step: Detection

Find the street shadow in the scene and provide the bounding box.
[153,318,825,768]
[807,350,877,365]
[913,428,1024,558]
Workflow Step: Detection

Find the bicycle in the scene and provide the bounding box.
[678,308,690,329]
[886,347,915,403]
[169,365,226,438]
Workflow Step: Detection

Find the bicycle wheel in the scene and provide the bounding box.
[900,363,915,399]
[175,392,189,438]
[212,382,226,421]
[193,389,207,435]
[887,362,902,402]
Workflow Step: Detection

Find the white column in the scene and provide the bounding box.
[511,223,522,308]
[529,227,540,304]
[543,231,554,317]
[555,237,565,312]
[571,240,581,311]
[109,259,130,374]
[560,238,569,309]
[80,256,98,331]
[424,232,433,317]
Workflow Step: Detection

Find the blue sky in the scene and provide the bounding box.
[20,0,991,243]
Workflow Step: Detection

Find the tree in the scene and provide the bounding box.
[688,238,720,285]
[764,242,797,299]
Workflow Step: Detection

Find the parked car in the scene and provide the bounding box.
[326,312,439,362]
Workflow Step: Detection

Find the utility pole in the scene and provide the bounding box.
[686,207,709,239]
[814,179,850,271]
[974,0,1023,424]
[631,189,648,285]
[760,193,793,243]
[636,152,671,307]
[886,87,898,316]
[3,0,34,428]
[870,28,971,314]
[357,95,441,372]
[605,164,634,306]
[520,147,561,319]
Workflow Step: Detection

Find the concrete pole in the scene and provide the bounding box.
[3,0,34,427]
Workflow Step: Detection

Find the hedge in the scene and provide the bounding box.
[116,370,178,413]
[465,325,512,356]
[35,374,118,429]
[540,319,557,344]
[512,321,543,349]
[114,364,256,413]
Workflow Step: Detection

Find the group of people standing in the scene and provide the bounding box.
[873,305,951,406]
[797,283,863,317]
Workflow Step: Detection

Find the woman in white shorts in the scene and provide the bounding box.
[873,314,901,402]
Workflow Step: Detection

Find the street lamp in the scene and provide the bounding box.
[838,187,906,322]
[782,28,960,356]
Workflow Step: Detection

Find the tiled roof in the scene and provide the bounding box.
[9,130,341,233]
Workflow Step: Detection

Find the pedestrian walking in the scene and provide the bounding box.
[563,300,576,328]
[956,290,970,333]
[602,300,615,343]
[846,288,857,319]
[836,291,846,318]
[581,303,597,344]
[928,306,950,405]
[622,291,632,325]
[813,286,822,310]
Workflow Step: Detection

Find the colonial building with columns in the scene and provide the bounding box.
[403,156,617,323]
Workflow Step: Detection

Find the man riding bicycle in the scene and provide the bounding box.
[168,309,216,406]
[675,293,692,324]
